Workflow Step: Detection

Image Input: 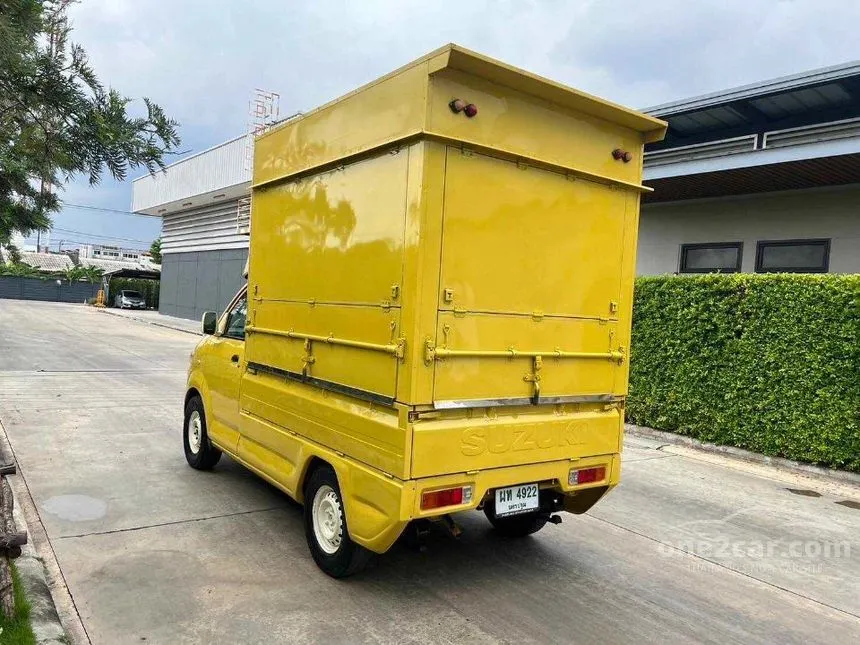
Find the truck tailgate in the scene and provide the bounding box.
[410,405,621,478]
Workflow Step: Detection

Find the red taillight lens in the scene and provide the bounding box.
[569,466,606,485]
[463,103,478,117]
[421,487,464,510]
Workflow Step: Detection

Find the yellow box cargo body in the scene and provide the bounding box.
[185,44,666,576]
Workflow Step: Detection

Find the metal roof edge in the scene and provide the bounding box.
[443,45,667,140]
[644,59,860,116]
[131,133,249,184]
[257,43,667,143]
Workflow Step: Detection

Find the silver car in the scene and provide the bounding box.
[114,289,147,309]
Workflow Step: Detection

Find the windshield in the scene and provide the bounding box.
[122,291,143,298]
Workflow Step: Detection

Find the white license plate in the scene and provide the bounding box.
[494,483,539,517]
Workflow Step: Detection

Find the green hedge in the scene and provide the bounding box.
[109,277,160,309]
[627,274,860,471]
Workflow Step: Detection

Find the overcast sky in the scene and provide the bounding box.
[33,0,860,252]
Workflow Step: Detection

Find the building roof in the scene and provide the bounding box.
[644,60,860,149]
[78,256,160,276]
[16,251,74,272]
[0,248,159,278]
[645,59,860,116]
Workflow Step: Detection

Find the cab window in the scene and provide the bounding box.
[223,294,247,340]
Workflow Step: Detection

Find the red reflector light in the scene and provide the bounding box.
[573,466,606,485]
[463,103,478,118]
[421,487,464,510]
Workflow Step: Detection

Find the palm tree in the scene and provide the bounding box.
[62,266,86,283]
[81,266,104,283]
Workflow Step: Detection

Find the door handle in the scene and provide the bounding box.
[231,354,240,364]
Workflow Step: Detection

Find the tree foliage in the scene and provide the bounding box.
[62,264,102,283]
[0,0,180,246]
[149,237,161,264]
[627,274,860,471]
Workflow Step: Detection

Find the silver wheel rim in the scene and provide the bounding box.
[312,484,343,555]
[187,410,202,454]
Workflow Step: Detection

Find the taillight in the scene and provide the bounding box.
[569,466,606,485]
[421,485,472,510]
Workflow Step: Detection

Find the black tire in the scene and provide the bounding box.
[183,395,222,470]
[303,465,372,578]
[483,500,548,538]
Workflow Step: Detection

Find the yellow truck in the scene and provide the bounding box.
[183,44,666,577]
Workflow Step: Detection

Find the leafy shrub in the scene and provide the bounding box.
[627,274,860,471]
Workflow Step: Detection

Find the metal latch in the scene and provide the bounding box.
[523,355,543,405]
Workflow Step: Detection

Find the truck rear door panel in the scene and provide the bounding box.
[432,148,628,404]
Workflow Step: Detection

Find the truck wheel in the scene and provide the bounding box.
[183,396,222,470]
[484,503,547,538]
[304,465,372,578]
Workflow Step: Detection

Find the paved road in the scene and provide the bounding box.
[1,300,858,645]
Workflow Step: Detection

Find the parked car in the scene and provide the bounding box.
[114,289,146,309]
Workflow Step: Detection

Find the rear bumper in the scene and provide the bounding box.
[347,453,619,554]
[409,453,619,520]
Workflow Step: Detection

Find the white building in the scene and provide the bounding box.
[640,60,860,274]
[132,61,860,320]
[131,135,251,319]
[78,243,147,263]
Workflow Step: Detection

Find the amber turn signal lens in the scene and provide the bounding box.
[449,98,467,113]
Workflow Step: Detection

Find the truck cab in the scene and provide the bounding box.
[183,44,666,577]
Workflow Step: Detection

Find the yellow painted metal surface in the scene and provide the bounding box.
[253,62,427,188]
[439,149,629,317]
[250,150,409,305]
[253,44,665,190]
[410,405,621,478]
[427,70,646,187]
[187,44,665,555]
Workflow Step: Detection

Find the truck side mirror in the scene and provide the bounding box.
[201,311,217,335]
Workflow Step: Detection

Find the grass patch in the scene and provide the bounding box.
[0,563,36,645]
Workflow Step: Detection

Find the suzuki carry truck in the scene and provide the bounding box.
[183,44,666,577]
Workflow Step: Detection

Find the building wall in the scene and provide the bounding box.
[159,249,248,320]
[161,200,249,255]
[637,185,860,274]
[0,276,100,303]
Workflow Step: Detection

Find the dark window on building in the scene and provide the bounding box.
[679,242,743,273]
[755,239,830,273]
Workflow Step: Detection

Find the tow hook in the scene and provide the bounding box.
[403,519,432,552]
[441,514,463,538]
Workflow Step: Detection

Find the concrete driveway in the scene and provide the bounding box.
[0,300,858,645]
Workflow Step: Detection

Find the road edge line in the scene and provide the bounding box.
[96,307,202,336]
